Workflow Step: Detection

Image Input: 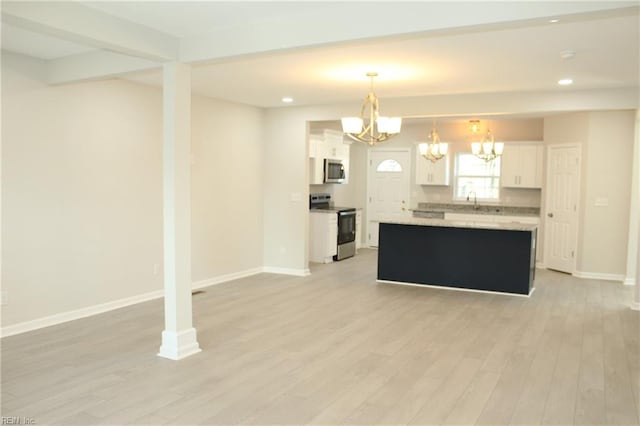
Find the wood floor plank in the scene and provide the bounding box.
[1,250,638,426]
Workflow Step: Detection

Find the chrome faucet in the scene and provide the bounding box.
[466,191,479,210]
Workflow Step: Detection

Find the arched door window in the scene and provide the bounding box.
[376,159,402,172]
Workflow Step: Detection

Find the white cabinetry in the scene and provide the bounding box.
[355,209,362,250]
[415,148,450,185]
[309,135,324,185]
[309,211,337,263]
[308,130,350,185]
[501,144,543,188]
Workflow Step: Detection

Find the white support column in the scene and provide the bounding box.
[158,62,201,359]
[632,110,640,311]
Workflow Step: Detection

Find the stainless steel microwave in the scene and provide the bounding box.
[324,159,345,183]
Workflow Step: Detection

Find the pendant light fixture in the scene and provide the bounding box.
[418,122,448,162]
[471,129,504,162]
[341,72,402,146]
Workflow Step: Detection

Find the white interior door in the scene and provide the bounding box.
[367,149,411,247]
[545,145,581,273]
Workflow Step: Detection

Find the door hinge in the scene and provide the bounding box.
[368,233,371,240]
[369,196,372,203]
[574,204,577,212]
[571,250,575,258]
[370,159,372,166]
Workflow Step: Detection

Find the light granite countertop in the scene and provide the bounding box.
[412,202,540,217]
[379,217,538,232]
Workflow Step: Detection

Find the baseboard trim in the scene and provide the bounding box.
[623,277,636,286]
[572,271,625,282]
[377,279,534,298]
[192,267,263,290]
[536,262,545,269]
[262,266,311,276]
[0,289,165,338]
[631,301,640,311]
[1,266,265,338]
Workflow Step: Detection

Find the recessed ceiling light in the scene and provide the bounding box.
[560,49,576,60]
[549,19,559,23]
[558,78,573,86]
[281,97,293,103]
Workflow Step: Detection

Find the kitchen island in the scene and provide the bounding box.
[377,218,537,296]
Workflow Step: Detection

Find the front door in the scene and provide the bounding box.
[545,145,581,273]
[367,149,411,247]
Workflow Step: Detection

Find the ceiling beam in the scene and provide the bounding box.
[180,2,639,64]
[2,1,178,62]
[46,50,159,85]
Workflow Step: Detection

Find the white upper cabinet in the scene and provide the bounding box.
[501,143,543,188]
[415,147,450,186]
[309,129,350,184]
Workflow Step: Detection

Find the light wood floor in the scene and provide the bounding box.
[2,249,639,425]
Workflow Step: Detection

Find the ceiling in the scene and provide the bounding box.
[1,2,638,109]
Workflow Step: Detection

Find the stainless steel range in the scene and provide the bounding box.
[309,193,356,261]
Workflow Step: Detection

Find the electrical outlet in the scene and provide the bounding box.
[1,291,8,306]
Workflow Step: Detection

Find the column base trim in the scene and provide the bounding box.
[624,277,636,286]
[158,328,201,360]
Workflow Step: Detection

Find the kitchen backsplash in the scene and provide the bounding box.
[413,185,542,208]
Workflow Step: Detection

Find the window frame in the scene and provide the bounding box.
[453,152,502,203]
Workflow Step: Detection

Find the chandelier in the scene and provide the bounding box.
[418,126,448,162]
[341,72,402,146]
[472,129,504,162]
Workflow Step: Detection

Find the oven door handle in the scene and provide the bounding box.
[338,211,357,216]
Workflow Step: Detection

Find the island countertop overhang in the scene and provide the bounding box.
[377,217,537,232]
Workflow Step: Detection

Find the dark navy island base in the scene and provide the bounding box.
[377,222,536,296]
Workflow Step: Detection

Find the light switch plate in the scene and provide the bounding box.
[594,197,609,207]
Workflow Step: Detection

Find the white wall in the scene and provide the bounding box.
[543,111,635,277]
[262,109,310,273]
[581,111,635,275]
[191,96,264,282]
[2,55,164,327]
[2,53,265,329]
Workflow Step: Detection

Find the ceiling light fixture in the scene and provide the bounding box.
[469,119,480,133]
[341,72,402,146]
[472,129,503,162]
[558,78,573,85]
[419,123,448,163]
[281,97,294,103]
[549,19,559,23]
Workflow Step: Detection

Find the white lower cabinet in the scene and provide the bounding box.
[355,210,362,250]
[309,211,337,263]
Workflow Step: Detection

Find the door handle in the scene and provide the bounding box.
[547,213,554,218]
